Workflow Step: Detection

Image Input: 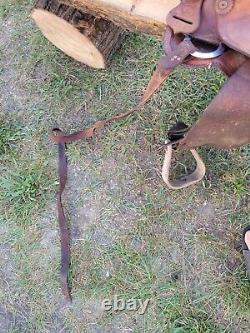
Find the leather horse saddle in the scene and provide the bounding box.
[52,0,250,299]
[159,0,250,188]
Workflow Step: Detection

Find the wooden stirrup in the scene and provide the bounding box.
[162,144,206,190]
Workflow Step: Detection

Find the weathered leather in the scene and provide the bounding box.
[180,59,250,149]
[217,0,250,57]
[52,47,190,300]
[52,0,250,300]
[56,136,71,301]
[168,0,250,56]
[192,0,220,45]
[165,0,250,150]
[167,0,203,35]
[162,145,206,189]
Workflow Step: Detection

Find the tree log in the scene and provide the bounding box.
[32,0,126,68]
[59,0,179,37]
[31,0,179,68]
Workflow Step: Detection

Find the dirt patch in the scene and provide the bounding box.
[0,305,13,332]
[98,313,142,333]
[0,244,16,284]
[0,18,29,113]
[65,156,140,248]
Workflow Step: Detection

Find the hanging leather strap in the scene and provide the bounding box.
[51,31,198,301]
[51,65,172,301]
[56,139,71,301]
[51,65,172,145]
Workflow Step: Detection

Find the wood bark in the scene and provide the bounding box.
[32,0,126,68]
[31,0,179,68]
[59,0,179,37]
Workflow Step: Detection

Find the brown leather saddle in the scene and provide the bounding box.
[165,0,250,150]
[158,0,250,188]
[52,0,250,299]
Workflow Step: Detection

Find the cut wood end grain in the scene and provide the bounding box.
[31,9,106,68]
[31,0,179,68]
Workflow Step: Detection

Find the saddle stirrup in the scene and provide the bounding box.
[162,144,206,190]
[184,36,226,59]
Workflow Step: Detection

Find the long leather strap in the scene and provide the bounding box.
[51,66,172,301]
[56,139,71,301]
[51,66,172,145]
[51,32,197,300]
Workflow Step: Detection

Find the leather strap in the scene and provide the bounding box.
[51,31,198,300]
[51,66,172,300]
[51,65,172,145]
[56,138,71,301]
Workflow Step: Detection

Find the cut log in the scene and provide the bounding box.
[31,0,179,68]
[32,0,126,68]
[59,0,179,37]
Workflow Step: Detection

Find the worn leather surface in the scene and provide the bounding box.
[56,137,71,301]
[167,0,250,56]
[192,0,221,45]
[165,0,250,150]
[52,48,189,300]
[167,0,203,35]
[185,50,246,77]
[180,59,250,149]
[217,0,250,57]
[53,0,250,300]
[162,145,206,189]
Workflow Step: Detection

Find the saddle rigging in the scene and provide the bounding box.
[52,0,250,300]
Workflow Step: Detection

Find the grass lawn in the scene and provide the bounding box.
[0,1,249,332]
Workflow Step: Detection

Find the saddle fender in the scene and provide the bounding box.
[179,59,250,150]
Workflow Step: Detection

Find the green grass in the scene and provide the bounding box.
[223,273,250,316]
[0,160,53,222]
[0,3,249,332]
[0,0,31,18]
[0,117,54,223]
[0,118,22,155]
